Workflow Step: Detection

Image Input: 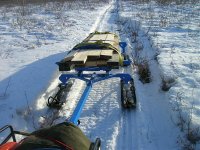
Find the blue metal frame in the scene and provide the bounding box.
[59,68,132,125]
[119,42,127,54]
[119,42,131,66]
[59,42,132,125]
[123,59,131,66]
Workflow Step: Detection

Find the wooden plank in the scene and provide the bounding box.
[70,50,102,64]
[71,51,88,64]
[100,41,118,51]
[63,50,77,62]
[89,34,107,41]
[85,61,97,66]
[100,50,113,59]
[107,54,119,66]
[87,50,101,60]
[89,34,116,42]
[97,60,107,66]
[113,36,119,50]
[105,34,115,41]
[86,33,120,51]
[102,40,114,45]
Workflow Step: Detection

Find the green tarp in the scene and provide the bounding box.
[16,122,91,150]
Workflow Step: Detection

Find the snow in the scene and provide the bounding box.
[0,0,200,149]
[0,0,111,131]
[118,0,200,149]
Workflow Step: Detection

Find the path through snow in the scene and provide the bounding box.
[0,0,183,149]
[79,0,179,149]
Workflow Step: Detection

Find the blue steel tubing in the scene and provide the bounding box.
[59,73,132,85]
[119,42,127,54]
[69,81,93,125]
[59,74,89,84]
[75,66,111,72]
[59,69,132,126]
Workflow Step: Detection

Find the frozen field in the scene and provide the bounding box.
[0,0,199,149]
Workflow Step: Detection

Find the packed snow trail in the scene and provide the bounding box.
[78,0,179,150]
[0,0,196,149]
[0,0,112,132]
[25,0,178,149]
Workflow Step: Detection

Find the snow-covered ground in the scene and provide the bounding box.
[0,0,199,149]
[118,0,200,149]
[0,0,111,131]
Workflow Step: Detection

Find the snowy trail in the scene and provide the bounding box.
[79,1,140,149]
[33,0,179,149]
[79,0,179,149]
[33,2,113,128]
[117,109,137,150]
[0,0,199,149]
[23,0,179,149]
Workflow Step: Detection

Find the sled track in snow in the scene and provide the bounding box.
[80,78,122,149]
[119,109,137,150]
[94,3,113,32]
[117,63,137,150]
[80,1,138,149]
[40,0,138,149]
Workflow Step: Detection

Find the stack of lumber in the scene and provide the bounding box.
[58,32,122,71]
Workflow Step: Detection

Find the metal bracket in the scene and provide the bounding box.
[119,42,127,54]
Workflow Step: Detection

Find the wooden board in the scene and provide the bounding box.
[89,34,106,41]
[87,50,101,60]
[100,50,113,59]
[97,60,107,66]
[89,34,115,42]
[58,32,122,71]
[71,51,88,64]
[62,50,77,62]
[85,61,97,66]
[85,33,119,51]
[107,54,119,66]
[105,34,115,41]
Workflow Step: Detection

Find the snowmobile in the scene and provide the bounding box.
[0,32,136,150]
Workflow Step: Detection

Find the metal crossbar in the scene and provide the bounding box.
[59,41,132,125]
[59,68,132,125]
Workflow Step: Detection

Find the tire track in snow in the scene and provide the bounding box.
[122,110,136,150]
[118,64,138,150]
[92,2,113,32]
[80,78,121,150]
[86,0,139,149]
